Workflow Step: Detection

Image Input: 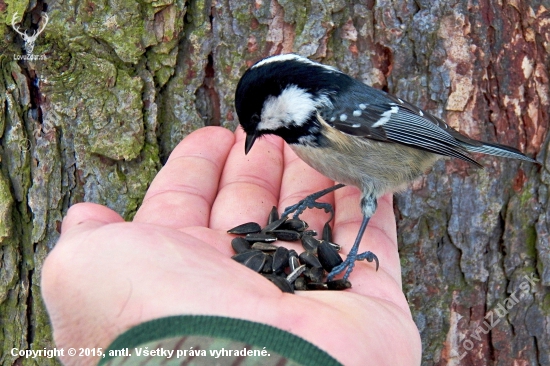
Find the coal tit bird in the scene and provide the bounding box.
[234,53,536,282]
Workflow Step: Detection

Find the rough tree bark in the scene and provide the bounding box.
[0,0,549,365]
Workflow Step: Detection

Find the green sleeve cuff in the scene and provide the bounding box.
[98,315,342,366]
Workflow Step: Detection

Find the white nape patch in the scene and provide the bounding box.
[353,110,362,117]
[339,114,348,122]
[359,103,367,110]
[372,105,399,127]
[316,94,333,109]
[252,53,340,73]
[258,85,316,130]
[419,110,424,116]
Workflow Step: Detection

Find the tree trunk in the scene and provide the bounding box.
[1,0,548,365]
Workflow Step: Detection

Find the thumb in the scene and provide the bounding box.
[61,202,125,234]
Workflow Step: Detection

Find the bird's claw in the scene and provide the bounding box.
[326,250,379,281]
[283,200,334,220]
[282,184,344,219]
[280,183,380,283]
[357,251,379,271]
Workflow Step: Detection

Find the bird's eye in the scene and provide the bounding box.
[251,114,261,124]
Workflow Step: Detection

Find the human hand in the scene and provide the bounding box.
[42,126,421,365]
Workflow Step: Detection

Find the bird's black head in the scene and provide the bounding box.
[234,54,346,154]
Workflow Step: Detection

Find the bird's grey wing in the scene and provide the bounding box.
[320,100,482,166]
[384,94,535,163]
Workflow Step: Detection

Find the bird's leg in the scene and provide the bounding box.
[326,195,379,281]
[282,183,346,220]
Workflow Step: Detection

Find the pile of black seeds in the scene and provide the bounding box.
[228,206,351,293]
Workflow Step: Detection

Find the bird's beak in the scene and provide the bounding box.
[245,132,258,155]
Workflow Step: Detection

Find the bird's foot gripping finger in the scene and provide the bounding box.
[282,183,346,219]
[326,250,379,281]
[282,199,333,220]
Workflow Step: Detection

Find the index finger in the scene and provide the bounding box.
[134,126,235,229]
[209,129,285,230]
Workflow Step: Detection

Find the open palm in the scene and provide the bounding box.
[42,126,421,365]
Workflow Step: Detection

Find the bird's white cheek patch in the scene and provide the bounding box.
[259,85,317,130]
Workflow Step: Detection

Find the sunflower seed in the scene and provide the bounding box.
[251,242,278,251]
[262,254,273,273]
[327,279,352,290]
[301,235,320,253]
[267,206,279,225]
[307,282,328,290]
[304,266,324,283]
[231,237,251,253]
[301,229,318,237]
[322,222,332,242]
[288,249,299,257]
[286,264,306,283]
[244,233,277,242]
[231,250,266,272]
[262,217,287,233]
[272,246,289,273]
[317,240,343,272]
[281,219,308,232]
[294,277,307,291]
[271,229,301,241]
[227,222,262,234]
[265,274,294,293]
[289,255,300,272]
[299,251,322,268]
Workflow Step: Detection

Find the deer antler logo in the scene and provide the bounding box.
[11,12,49,54]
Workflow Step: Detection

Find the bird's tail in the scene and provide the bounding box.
[462,141,537,163]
